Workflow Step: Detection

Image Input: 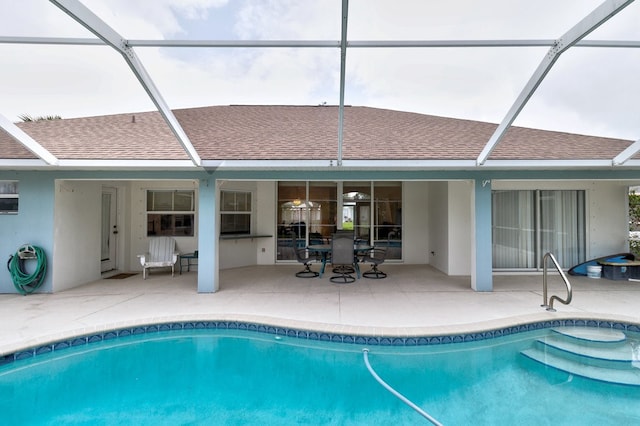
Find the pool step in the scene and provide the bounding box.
[550,326,627,344]
[520,327,640,387]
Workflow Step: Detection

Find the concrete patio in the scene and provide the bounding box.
[2,264,640,356]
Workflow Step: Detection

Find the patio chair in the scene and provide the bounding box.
[291,232,319,278]
[330,230,356,273]
[330,232,356,284]
[361,241,388,279]
[138,236,179,279]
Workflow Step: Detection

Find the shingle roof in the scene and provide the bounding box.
[0,111,187,160]
[0,105,633,162]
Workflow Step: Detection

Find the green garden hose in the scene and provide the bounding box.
[7,245,47,295]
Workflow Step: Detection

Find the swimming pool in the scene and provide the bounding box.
[1,321,639,425]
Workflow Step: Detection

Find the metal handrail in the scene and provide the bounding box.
[542,252,573,312]
[362,349,443,426]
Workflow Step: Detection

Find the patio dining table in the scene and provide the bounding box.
[307,244,372,278]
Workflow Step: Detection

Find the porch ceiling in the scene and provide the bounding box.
[0,0,639,171]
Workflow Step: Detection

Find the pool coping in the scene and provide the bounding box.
[3,311,640,367]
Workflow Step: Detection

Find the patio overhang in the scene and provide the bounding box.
[0,159,208,171]
[201,158,640,172]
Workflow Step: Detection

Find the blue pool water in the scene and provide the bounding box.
[1,327,640,425]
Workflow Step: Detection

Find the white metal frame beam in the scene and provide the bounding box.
[613,138,640,165]
[337,0,349,166]
[49,0,202,167]
[476,0,636,166]
[0,114,59,165]
[5,36,640,49]
[1,1,637,169]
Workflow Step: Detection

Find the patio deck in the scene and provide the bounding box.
[2,264,640,355]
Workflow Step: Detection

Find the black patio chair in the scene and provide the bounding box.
[291,232,319,278]
[361,241,388,279]
[330,232,356,283]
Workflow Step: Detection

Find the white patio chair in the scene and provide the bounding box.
[138,237,179,279]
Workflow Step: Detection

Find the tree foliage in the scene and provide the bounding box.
[629,191,640,257]
[18,114,62,122]
[630,191,640,232]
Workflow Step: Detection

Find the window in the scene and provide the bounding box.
[276,181,402,261]
[0,181,19,214]
[492,190,585,270]
[147,190,195,236]
[220,190,252,235]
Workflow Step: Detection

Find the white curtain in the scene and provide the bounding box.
[492,190,535,269]
[492,190,585,270]
[539,190,585,269]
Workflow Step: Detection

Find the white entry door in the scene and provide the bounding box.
[101,187,118,273]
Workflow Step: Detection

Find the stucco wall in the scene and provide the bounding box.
[588,181,629,258]
[0,173,55,294]
[428,181,449,273]
[403,181,430,264]
[256,181,277,266]
[448,181,473,275]
[53,180,102,291]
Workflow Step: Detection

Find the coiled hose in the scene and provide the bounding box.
[7,245,47,295]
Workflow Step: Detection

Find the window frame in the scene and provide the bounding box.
[0,181,19,215]
[220,190,253,236]
[276,181,403,261]
[146,189,196,237]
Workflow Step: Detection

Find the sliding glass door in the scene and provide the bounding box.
[277,181,402,261]
[492,190,585,270]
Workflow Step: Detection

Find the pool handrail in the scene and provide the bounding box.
[362,348,443,426]
[541,252,573,312]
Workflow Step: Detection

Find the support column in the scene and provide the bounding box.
[197,177,218,293]
[472,179,493,291]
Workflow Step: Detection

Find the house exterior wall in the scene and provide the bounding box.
[403,181,430,264]
[53,180,102,292]
[448,181,473,276]
[256,181,277,265]
[425,180,474,276]
[0,169,634,294]
[0,172,55,293]
[428,182,449,273]
[588,182,629,258]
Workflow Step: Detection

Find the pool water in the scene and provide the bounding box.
[1,328,639,425]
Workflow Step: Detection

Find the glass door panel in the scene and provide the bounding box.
[492,190,535,269]
[343,182,371,242]
[277,182,306,260]
[374,182,402,259]
[309,182,337,244]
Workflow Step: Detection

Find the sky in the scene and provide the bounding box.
[1,0,639,140]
